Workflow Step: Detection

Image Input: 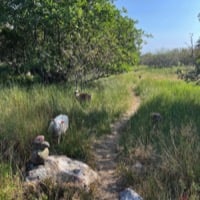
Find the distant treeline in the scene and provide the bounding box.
[140,48,196,68]
[0,0,145,84]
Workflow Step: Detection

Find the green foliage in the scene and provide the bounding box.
[0,0,144,83]
[140,48,194,67]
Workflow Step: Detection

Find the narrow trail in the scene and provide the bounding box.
[93,93,141,200]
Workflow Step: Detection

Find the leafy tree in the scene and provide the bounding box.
[194,13,200,73]
[0,0,144,84]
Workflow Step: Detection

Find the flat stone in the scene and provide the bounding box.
[25,155,98,190]
[120,188,143,200]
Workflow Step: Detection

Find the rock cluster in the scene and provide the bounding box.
[25,136,143,199]
[25,135,98,191]
[26,135,50,171]
[26,155,98,190]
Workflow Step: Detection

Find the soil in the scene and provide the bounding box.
[93,93,141,200]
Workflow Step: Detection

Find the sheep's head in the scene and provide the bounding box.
[49,119,60,132]
[74,89,79,97]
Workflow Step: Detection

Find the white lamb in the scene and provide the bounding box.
[48,114,69,144]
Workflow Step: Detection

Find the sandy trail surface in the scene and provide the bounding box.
[93,94,140,200]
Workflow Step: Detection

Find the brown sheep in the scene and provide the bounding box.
[75,90,91,102]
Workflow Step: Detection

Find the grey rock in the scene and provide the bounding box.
[25,155,98,190]
[30,150,45,165]
[32,141,50,151]
[132,161,143,174]
[120,188,143,200]
[150,112,162,123]
[30,135,50,165]
[133,161,143,170]
[33,135,45,144]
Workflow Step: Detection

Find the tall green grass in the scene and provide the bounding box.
[2,66,199,199]
[0,163,23,200]
[119,72,200,199]
[0,72,137,199]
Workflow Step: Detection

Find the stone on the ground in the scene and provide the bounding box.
[30,135,50,165]
[33,135,45,143]
[120,188,143,200]
[150,112,162,124]
[130,161,144,175]
[25,155,98,190]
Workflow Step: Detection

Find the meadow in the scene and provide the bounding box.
[119,67,200,199]
[0,66,199,199]
[0,71,136,199]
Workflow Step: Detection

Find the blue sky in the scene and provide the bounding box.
[114,0,200,53]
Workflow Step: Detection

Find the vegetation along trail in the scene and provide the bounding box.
[93,92,141,200]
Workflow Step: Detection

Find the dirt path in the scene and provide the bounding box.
[93,93,141,200]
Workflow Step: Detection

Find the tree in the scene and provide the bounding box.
[140,48,194,68]
[194,13,200,73]
[0,0,144,84]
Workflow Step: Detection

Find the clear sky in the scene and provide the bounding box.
[114,0,200,53]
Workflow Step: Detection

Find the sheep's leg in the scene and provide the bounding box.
[58,135,61,144]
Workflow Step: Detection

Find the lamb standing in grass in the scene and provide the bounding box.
[48,114,69,144]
